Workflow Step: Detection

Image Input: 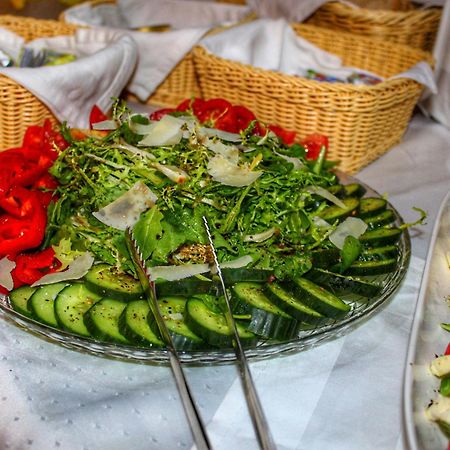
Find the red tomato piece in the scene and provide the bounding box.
[150,108,176,121]
[89,105,109,129]
[301,133,329,160]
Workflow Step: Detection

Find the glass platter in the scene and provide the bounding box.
[0,173,411,365]
[403,190,450,450]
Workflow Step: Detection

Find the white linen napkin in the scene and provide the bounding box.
[422,0,450,128]
[0,29,138,129]
[195,255,425,450]
[199,18,437,92]
[63,0,252,30]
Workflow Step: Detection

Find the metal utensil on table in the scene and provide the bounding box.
[202,216,277,450]
[125,228,211,450]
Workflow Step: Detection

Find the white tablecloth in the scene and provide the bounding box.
[0,112,449,450]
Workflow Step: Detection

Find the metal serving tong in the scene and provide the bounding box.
[202,216,276,450]
[125,228,211,450]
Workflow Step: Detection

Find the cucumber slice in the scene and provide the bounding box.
[345,258,398,276]
[359,245,399,261]
[150,296,204,350]
[118,300,163,347]
[264,282,325,324]
[232,282,299,340]
[327,184,345,198]
[358,197,387,218]
[364,209,395,229]
[343,183,366,198]
[305,268,382,297]
[318,197,359,222]
[155,277,213,297]
[28,282,68,327]
[54,284,102,337]
[360,227,402,247]
[221,268,272,284]
[84,298,129,343]
[9,286,36,317]
[310,248,341,268]
[185,298,257,348]
[290,277,351,318]
[84,264,143,300]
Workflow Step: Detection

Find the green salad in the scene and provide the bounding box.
[7,101,414,349]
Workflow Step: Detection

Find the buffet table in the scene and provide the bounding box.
[0,110,448,450]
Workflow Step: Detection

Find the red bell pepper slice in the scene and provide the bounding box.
[196,98,234,124]
[0,186,41,219]
[232,105,257,132]
[444,343,450,356]
[0,192,47,258]
[301,133,329,160]
[150,108,176,121]
[268,125,297,146]
[0,149,49,187]
[176,98,206,117]
[89,105,109,129]
[12,247,61,286]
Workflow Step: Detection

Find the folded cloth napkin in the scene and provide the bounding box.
[63,0,252,30]
[0,29,138,129]
[422,0,450,128]
[199,18,437,93]
[63,26,209,102]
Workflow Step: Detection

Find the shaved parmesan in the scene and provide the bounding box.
[329,217,368,249]
[207,154,262,187]
[153,163,189,184]
[200,127,242,142]
[93,181,157,231]
[243,228,276,243]
[31,252,95,287]
[274,151,304,170]
[221,255,253,269]
[92,120,117,131]
[0,257,15,291]
[139,115,185,147]
[306,186,346,209]
[205,139,239,163]
[116,142,156,160]
[148,263,209,281]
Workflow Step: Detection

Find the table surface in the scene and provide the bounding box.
[0,110,449,450]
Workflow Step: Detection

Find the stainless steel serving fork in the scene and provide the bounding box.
[125,228,211,450]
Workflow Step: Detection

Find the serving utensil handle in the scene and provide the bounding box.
[125,229,211,450]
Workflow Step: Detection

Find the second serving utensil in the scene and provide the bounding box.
[202,216,277,450]
[125,228,211,450]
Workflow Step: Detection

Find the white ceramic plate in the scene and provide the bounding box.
[404,190,450,450]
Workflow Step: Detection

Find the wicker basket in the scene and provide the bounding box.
[306,1,442,52]
[0,16,78,150]
[193,23,433,174]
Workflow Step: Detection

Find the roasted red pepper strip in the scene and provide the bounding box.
[12,247,61,285]
[301,133,329,160]
[268,125,297,146]
[150,108,176,121]
[0,149,49,187]
[0,186,40,219]
[232,105,257,132]
[89,105,109,129]
[176,98,205,117]
[195,98,234,124]
[0,192,47,258]
[444,343,450,356]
